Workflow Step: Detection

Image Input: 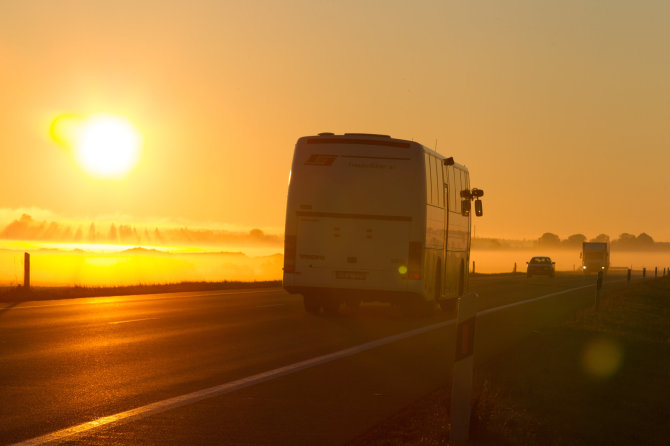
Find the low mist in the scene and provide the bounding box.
[471,248,669,274]
[0,248,282,287]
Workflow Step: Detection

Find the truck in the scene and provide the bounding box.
[581,242,610,273]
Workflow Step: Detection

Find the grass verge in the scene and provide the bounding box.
[0,280,282,302]
[348,277,670,445]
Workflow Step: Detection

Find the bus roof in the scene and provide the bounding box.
[298,133,468,171]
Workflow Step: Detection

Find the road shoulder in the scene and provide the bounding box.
[348,277,670,445]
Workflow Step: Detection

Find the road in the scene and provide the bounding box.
[0,272,630,445]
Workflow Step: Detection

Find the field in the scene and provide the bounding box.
[349,276,670,445]
[0,280,282,302]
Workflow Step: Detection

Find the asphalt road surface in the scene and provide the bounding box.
[0,271,632,445]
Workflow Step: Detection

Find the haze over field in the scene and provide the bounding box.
[1,1,669,284]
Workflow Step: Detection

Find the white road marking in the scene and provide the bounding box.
[479,283,594,316]
[11,319,456,446]
[11,281,606,445]
[108,317,159,325]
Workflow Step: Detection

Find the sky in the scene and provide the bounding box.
[1,0,669,246]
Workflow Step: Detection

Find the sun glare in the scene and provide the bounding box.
[51,113,142,179]
[76,115,141,179]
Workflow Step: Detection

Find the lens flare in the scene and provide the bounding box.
[50,113,82,150]
[582,337,623,379]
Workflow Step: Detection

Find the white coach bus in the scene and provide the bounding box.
[283,133,483,315]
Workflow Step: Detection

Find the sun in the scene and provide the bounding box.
[76,114,141,179]
[51,113,142,179]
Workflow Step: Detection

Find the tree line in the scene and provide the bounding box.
[538,232,660,249]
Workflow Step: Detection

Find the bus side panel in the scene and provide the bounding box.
[424,204,445,301]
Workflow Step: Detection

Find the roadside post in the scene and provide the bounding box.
[24,252,30,292]
[595,270,603,311]
[654,267,658,278]
[643,267,646,279]
[513,262,516,274]
[627,268,631,288]
[450,291,478,445]
[472,261,475,275]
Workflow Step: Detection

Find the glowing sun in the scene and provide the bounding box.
[51,114,142,179]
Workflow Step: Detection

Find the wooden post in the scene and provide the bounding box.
[595,270,603,311]
[24,252,30,291]
[627,268,631,289]
[654,267,658,278]
[642,267,646,279]
[450,292,478,445]
[513,262,516,274]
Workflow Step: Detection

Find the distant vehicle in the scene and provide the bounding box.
[282,132,484,315]
[581,242,610,273]
[526,256,555,278]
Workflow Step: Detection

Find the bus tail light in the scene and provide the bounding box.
[408,241,422,280]
[284,235,296,273]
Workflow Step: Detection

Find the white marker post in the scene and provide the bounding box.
[450,292,478,445]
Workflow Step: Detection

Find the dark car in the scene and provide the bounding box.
[526,256,555,277]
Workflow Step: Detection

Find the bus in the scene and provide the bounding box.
[282,133,483,315]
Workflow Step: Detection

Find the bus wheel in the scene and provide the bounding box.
[439,299,457,317]
[322,296,341,316]
[458,260,465,297]
[303,294,320,314]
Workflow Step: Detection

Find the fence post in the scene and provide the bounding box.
[595,270,603,311]
[24,252,31,292]
[627,268,631,289]
[642,267,646,279]
[450,292,478,445]
[513,262,517,274]
[655,267,658,278]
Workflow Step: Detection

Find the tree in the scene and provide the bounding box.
[538,232,561,247]
[615,233,636,249]
[590,233,610,243]
[636,232,654,247]
[564,233,587,247]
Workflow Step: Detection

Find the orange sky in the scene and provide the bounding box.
[1,0,669,244]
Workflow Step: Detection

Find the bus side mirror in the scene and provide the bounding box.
[461,199,471,216]
[475,199,483,217]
